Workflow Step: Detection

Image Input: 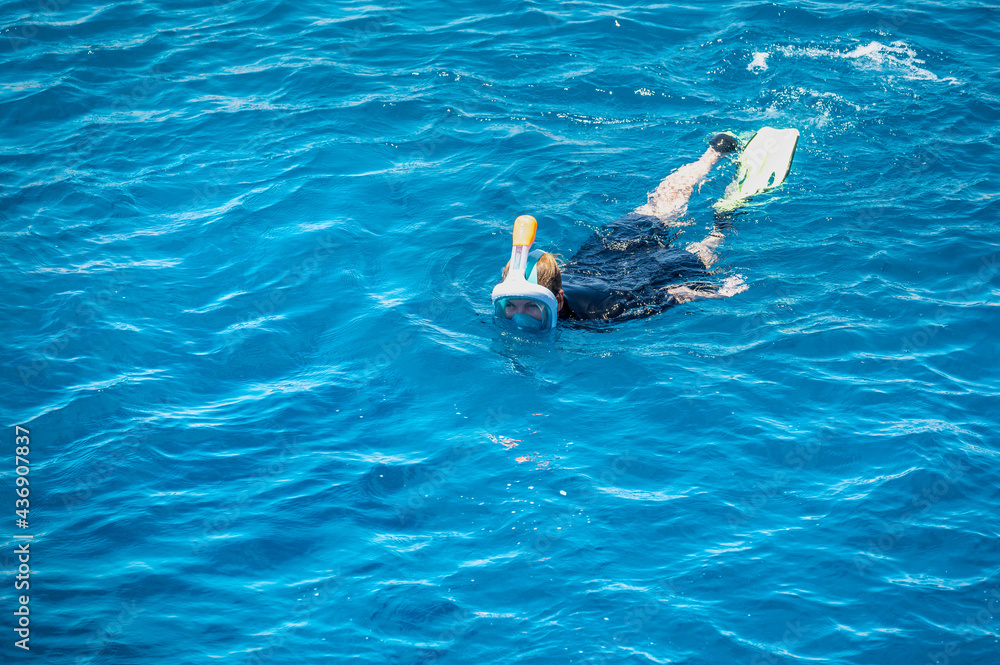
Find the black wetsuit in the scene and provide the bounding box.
[558,213,713,323]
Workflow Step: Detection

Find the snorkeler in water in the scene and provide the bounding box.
[491,129,800,331]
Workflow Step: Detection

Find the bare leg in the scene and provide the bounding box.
[634,134,739,269]
[632,146,723,223]
[685,228,726,269]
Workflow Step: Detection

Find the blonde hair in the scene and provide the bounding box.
[502,252,562,296]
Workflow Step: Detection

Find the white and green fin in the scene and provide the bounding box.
[714,127,799,214]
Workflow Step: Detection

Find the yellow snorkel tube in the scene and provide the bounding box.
[491,215,559,333]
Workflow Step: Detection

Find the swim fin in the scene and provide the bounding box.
[714,127,799,214]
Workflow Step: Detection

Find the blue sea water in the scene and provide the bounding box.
[2,0,999,663]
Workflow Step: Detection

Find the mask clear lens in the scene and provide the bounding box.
[494,297,553,332]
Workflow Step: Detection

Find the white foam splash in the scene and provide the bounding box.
[748,51,769,72]
[779,40,959,85]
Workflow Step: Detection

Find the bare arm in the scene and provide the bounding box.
[665,285,726,304]
[666,274,748,303]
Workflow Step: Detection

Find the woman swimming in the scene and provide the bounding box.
[492,133,746,331]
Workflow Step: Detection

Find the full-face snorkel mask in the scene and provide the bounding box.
[491,215,559,333]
